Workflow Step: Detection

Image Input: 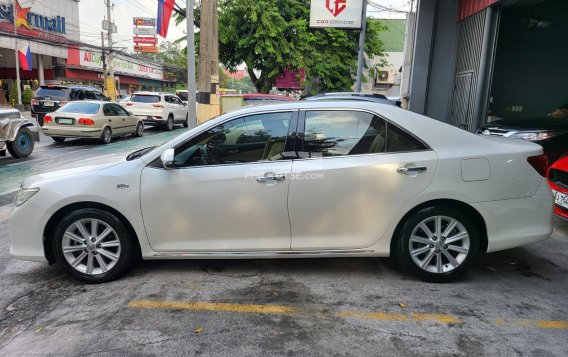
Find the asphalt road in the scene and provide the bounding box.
[0,121,567,356]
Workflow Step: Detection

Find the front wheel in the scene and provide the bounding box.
[394,206,481,283]
[7,127,34,158]
[52,208,138,283]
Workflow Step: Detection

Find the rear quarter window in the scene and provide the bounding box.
[387,124,428,152]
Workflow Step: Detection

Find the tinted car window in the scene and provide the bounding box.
[85,91,97,100]
[69,89,85,100]
[173,112,292,167]
[302,111,386,157]
[131,94,160,103]
[58,102,100,114]
[112,104,129,116]
[35,87,69,99]
[94,91,107,101]
[176,91,188,101]
[103,104,118,116]
[387,124,427,152]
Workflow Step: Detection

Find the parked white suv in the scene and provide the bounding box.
[123,92,188,130]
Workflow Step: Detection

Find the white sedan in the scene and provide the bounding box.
[9,102,553,283]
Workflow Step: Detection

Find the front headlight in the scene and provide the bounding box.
[14,188,40,207]
[510,131,555,141]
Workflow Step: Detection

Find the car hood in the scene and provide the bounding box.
[481,117,568,131]
[22,156,125,188]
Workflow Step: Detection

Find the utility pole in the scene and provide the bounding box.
[101,31,107,94]
[13,0,22,106]
[355,0,368,92]
[105,0,116,100]
[186,0,197,128]
[197,0,219,123]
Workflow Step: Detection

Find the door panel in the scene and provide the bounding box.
[289,152,438,250]
[140,162,292,251]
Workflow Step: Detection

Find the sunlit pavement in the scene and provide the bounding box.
[0,121,567,356]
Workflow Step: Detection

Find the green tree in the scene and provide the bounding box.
[178,0,385,94]
[9,82,18,107]
[22,87,33,105]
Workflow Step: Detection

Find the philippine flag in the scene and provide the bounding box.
[18,45,32,71]
[157,0,175,38]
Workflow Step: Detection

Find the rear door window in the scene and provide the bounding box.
[112,104,129,116]
[131,94,160,103]
[103,104,118,116]
[386,124,428,152]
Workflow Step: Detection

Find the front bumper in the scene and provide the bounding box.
[10,200,49,263]
[472,179,554,252]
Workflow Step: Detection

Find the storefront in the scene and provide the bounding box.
[0,0,80,105]
[65,47,176,98]
[407,0,567,132]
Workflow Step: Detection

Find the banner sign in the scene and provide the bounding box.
[133,27,156,35]
[133,36,157,45]
[309,0,363,29]
[72,48,164,80]
[133,17,156,26]
[134,45,159,53]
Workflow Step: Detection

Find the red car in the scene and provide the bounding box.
[547,155,568,220]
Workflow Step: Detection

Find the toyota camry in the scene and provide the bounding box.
[10,102,553,283]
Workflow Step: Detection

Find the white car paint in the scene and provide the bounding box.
[123,92,187,127]
[9,102,553,273]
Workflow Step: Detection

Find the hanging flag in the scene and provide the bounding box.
[18,45,32,71]
[157,0,175,38]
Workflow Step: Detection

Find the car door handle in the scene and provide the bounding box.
[256,173,286,183]
[397,166,427,174]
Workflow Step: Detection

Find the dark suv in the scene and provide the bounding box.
[32,85,108,126]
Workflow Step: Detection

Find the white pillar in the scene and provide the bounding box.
[37,55,45,85]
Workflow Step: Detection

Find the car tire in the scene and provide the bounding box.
[51,208,139,284]
[183,114,189,128]
[100,127,112,144]
[7,127,34,158]
[165,115,174,131]
[394,206,481,283]
[134,122,144,137]
[52,137,66,143]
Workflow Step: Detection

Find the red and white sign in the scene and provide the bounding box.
[309,0,363,29]
[133,36,157,45]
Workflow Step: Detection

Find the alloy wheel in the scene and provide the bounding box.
[408,215,470,274]
[61,218,122,275]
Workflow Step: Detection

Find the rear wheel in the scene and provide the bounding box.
[134,122,144,137]
[165,115,174,131]
[52,137,66,143]
[100,127,112,144]
[394,206,481,283]
[52,208,138,283]
[7,127,34,158]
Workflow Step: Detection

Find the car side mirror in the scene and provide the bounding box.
[160,148,175,169]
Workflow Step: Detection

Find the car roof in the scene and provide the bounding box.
[39,84,99,90]
[132,91,170,96]
[62,100,108,105]
[308,92,388,99]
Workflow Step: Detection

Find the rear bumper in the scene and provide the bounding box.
[42,126,102,138]
[472,179,554,252]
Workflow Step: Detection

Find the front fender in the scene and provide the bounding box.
[6,120,38,142]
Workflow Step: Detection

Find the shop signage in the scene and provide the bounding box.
[133,17,156,27]
[134,45,159,53]
[75,49,164,80]
[0,1,66,34]
[133,36,157,45]
[133,27,156,35]
[309,0,363,29]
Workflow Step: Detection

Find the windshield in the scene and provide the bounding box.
[58,102,100,114]
[176,92,188,101]
[36,87,69,99]
[131,94,160,103]
[0,111,21,119]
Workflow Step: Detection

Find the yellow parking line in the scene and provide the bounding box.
[127,300,299,315]
[128,300,566,330]
[496,318,568,329]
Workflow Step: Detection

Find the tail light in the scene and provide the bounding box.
[126,102,134,106]
[152,103,164,108]
[31,99,39,106]
[78,118,95,125]
[527,154,548,177]
[44,115,53,124]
